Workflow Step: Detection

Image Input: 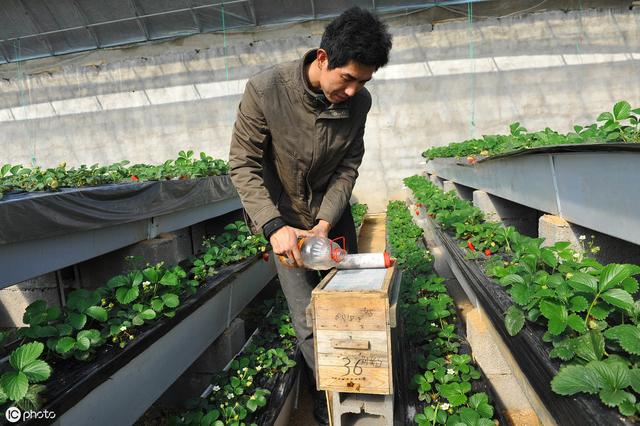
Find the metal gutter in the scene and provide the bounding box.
[50,254,275,426]
[0,194,241,288]
[425,147,640,246]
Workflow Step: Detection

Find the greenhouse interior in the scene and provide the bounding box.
[1,0,640,425]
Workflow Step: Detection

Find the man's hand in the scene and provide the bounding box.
[270,226,312,267]
[310,220,331,239]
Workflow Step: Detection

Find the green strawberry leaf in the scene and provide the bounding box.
[499,274,524,286]
[143,267,159,283]
[567,272,598,294]
[85,306,108,322]
[78,329,102,345]
[140,309,156,320]
[613,100,631,120]
[116,286,139,304]
[22,360,52,382]
[0,371,29,402]
[9,342,44,370]
[599,264,640,292]
[161,293,180,308]
[551,365,602,395]
[569,295,589,312]
[621,277,639,294]
[159,271,179,286]
[151,298,164,312]
[601,288,634,312]
[604,325,640,355]
[55,336,77,354]
[106,275,129,289]
[540,300,568,335]
[75,336,90,351]
[468,392,494,418]
[504,306,525,336]
[574,330,605,362]
[567,314,587,333]
[68,312,87,330]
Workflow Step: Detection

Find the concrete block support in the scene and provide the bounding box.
[429,174,444,190]
[473,190,538,236]
[539,214,640,265]
[442,180,474,201]
[156,317,246,407]
[0,273,61,327]
[538,215,580,250]
[331,393,394,426]
[78,230,192,289]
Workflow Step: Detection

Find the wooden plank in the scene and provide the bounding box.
[316,330,389,358]
[331,339,370,350]
[323,268,388,292]
[357,213,387,253]
[314,296,387,330]
[318,366,390,394]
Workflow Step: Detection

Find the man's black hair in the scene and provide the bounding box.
[320,7,392,71]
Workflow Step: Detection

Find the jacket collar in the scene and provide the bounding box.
[298,49,350,119]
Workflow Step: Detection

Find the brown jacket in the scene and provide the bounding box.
[229,50,371,233]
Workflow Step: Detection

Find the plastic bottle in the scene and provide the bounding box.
[279,236,346,270]
[337,252,393,269]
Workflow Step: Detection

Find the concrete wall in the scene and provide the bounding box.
[0,7,639,212]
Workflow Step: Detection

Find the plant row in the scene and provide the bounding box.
[422,101,640,161]
[386,200,497,426]
[172,293,297,426]
[351,203,368,230]
[404,175,640,419]
[0,150,229,199]
[0,220,267,415]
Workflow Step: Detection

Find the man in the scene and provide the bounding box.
[229,7,392,423]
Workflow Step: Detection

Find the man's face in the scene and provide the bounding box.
[317,51,375,104]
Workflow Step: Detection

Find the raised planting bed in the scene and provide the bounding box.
[385,201,506,426]
[0,174,240,287]
[34,253,276,426]
[405,176,637,425]
[425,145,640,247]
[173,292,300,426]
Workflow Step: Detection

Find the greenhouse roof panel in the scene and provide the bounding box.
[0,0,494,64]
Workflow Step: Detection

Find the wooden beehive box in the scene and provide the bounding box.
[311,265,400,395]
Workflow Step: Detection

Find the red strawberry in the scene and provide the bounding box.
[415,210,420,216]
[131,175,139,181]
[262,252,270,262]
[467,241,476,251]
[484,248,491,256]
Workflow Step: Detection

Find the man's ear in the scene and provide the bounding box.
[316,48,329,69]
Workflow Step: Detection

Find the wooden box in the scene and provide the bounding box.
[311,265,400,395]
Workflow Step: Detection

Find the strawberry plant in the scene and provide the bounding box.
[174,293,296,426]
[423,101,640,161]
[0,151,229,200]
[406,174,640,417]
[351,203,368,229]
[8,216,270,415]
[192,221,267,281]
[0,342,51,411]
[387,201,497,425]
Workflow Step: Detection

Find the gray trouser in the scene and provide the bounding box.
[274,206,358,378]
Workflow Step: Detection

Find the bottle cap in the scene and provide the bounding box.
[383,251,393,268]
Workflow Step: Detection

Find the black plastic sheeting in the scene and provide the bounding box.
[28,255,260,425]
[477,142,640,163]
[427,218,632,426]
[0,175,237,245]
